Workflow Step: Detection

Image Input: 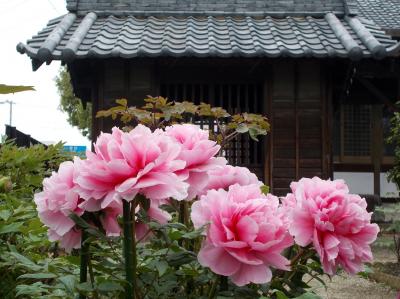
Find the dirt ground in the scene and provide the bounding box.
[311,248,399,299]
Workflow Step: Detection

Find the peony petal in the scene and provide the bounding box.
[198,243,241,276]
[230,264,272,286]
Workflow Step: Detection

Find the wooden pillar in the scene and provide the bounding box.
[91,61,101,148]
[371,105,383,196]
[264,68,272,187]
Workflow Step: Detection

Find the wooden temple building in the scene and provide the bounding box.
[18,0,400,197]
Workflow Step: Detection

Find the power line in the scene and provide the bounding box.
[0,0,34,17]
[47,0,61,14]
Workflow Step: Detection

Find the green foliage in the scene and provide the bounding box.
[387,108,400,188]
[387,221,400,263]
[0,84,35,94]
[386,108,400,263]
[96,96,270,150]
[55,67,92,139]
[0,141,74,298]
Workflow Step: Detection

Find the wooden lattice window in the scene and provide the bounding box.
[159,83,264,179]
[334,104,395,166]
[342,104,371,157]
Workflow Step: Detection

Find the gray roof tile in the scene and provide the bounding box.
[355,0,400,30]
[17,12,400,69]
[66,0,345,16]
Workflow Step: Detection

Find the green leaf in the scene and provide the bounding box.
[167,252,196,267]
[260,185,270,195]
[86,228,108,242]
[182,227,204,239]
[59,275,76,295]
[18,273,57,280]
[0,84,35,94]
[236,123,249,133]
[165,223,187,230]
[77,282,94,292]
[68,213,90,229]
[272,290,289,299]
[9,252,41,271]
[97,281,124,292]
[294,292,323,299]
[168,230,184,241]
[0,222,23,234]
[155,260,169,277]
[15,282,47,297]
[116,98,128,107]
[0,209,12,221]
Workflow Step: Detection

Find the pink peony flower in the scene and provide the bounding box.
[199,165,261,196]
[135,198,171,241]
[34,161,83,252]
[77,197,122,237]
[74,125,189,208]
[288,177,379,275]
[191,184,293,286]
[165,124,226,200]
[48,228,81,252]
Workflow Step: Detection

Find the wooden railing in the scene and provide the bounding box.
[5,125,43,147]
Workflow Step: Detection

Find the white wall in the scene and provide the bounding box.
[333,172,398,197]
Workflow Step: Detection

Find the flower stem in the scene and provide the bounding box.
[220,276,228,291]
[79,230,89,299]
[208,275,219,299]
[88,253,98,299]
[178,201,190,247]
[123,199,136,299]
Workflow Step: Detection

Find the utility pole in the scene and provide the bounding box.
[0,100,15,126]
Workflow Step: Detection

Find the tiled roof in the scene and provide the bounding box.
[66,0,346,16]
[17,12,400,70]
[356,0,400,30]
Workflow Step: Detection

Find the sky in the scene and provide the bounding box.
[0,0,91,148]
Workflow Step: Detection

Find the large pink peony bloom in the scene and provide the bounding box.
[191,184,293,286]
[288,177,379,275]
[199,165,261,196]
[165,124,226,200]
[74,125,189,209]
[34,161,83,252]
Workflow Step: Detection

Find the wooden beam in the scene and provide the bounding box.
[355,76,398,111]
[295,62,299,180]
[371,105,383,197]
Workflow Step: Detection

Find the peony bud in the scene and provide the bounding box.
[0,176,12,193]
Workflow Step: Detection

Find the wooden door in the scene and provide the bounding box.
[268,60,330,195]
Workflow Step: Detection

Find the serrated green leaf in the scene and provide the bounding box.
[169,230,184,241]
[116,98,128,107]
[18,273,57,280]
[260,185,270,195]
[182,227,204,239]
[0,222,23,234]
[156,260,169,277]
[97,281,124,292]
[59,275,76,295]
[15,282,47,297]
[0,209,12,221]
[9,252,41,271]
[236,123,249,133]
